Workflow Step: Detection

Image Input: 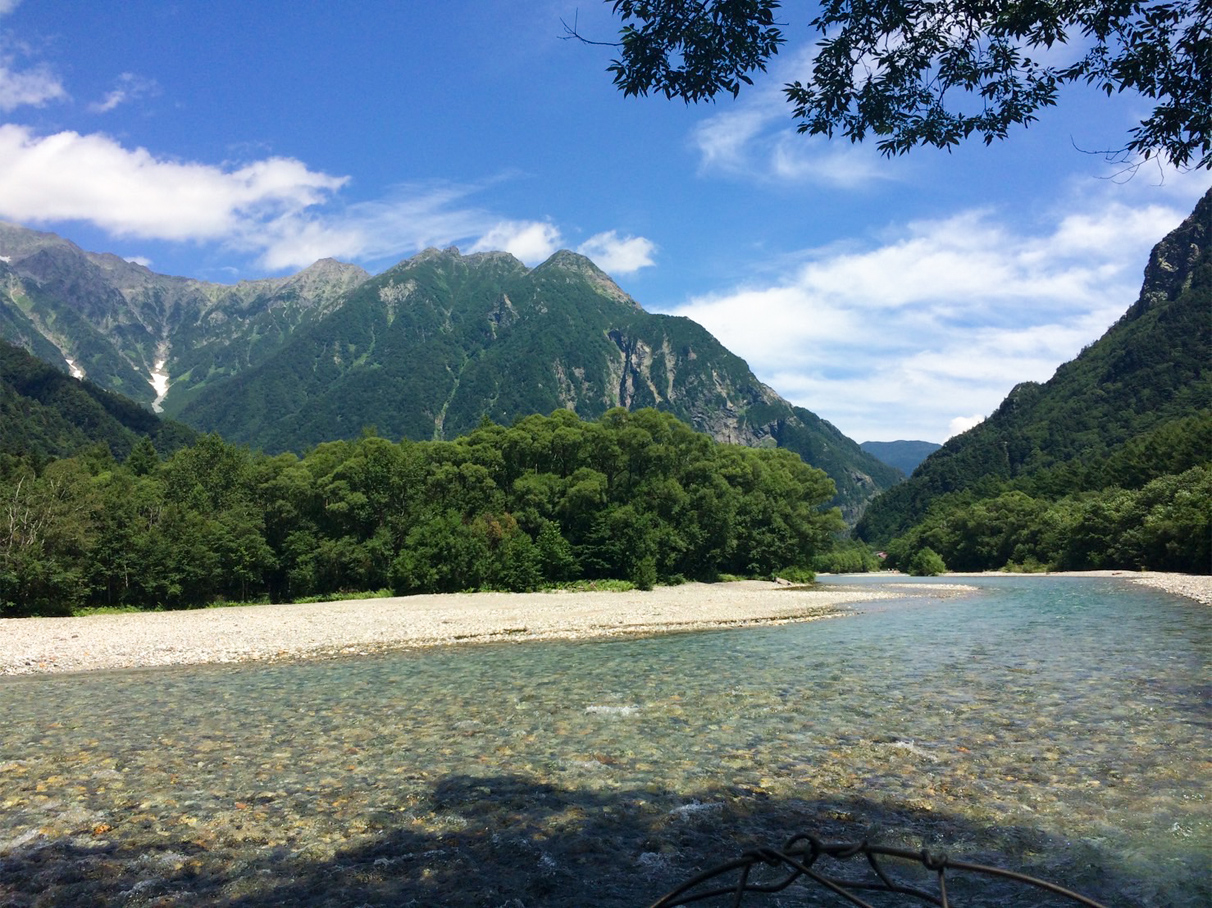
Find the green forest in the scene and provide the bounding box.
[876,413,1211,575]
[0,408,843,617]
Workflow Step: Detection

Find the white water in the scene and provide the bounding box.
[64,357,84,379]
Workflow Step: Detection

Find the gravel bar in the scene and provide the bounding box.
[0,581,913,676]
[1126,570,1212,605]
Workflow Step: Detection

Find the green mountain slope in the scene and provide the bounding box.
[178,247,900,519]
[0,221,369,410]
[856,188,1212,553]
[0,339,196,462]
[0,222,899,519]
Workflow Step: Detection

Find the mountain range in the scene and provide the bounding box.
[0,223,899,520]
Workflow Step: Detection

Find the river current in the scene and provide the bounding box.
[0,576,1207,906]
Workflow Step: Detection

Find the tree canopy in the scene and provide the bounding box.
[1,409,845,616]
[592,0,1210,169]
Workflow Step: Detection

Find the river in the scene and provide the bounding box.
[0,575,1207,906]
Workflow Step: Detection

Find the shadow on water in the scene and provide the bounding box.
[2,770,1198,907]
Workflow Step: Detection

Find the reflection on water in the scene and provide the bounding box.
[0,577,1207,906]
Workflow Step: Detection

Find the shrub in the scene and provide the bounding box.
[906,547,947,576]
[812,541,882,573]
[631,556,658,591]
[775,566,816,584]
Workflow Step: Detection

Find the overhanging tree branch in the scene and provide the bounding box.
[588,0,1210,169]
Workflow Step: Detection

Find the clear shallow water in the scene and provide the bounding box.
[0,577,1207,907]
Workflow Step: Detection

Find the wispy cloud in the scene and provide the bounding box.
[688,45,897,189]
[88,72,159,113]
[667,191,1195,442]
[0,1,66,110]
[254,181,499,269]
[0,58,63,110]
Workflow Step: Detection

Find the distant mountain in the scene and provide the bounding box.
[857,188,1212,547]
[0,338,196,462]
[0,225,900,520]
[860,440,941,476]
[0,221,369,410]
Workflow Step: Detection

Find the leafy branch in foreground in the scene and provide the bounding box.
[584,0,1210,169]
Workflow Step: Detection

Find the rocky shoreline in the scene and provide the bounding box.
[1126,570,1212,605]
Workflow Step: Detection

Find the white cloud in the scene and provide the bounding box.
[0,126,347,241]
[0,58,64,110]
[470,220,562,263]
[576,230,656,274]
[0,124,657,273]
[667,194,1193,442]
[948,415,985,438]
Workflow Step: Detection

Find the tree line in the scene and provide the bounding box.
[0,408,843,617]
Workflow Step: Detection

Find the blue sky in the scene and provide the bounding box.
[0,1,1206,443]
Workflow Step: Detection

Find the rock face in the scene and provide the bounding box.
[0,227,900,520]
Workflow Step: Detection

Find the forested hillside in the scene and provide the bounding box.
[175,247,899,519]
[0,339,196,463]
[856,189,1211,573]
[0,408,842,617]
[1,223,898,521]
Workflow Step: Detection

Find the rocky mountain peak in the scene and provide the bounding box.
[296,257,368,278]
[537,249,639,309]
[283,258,370,298]
[0,220,76,259]
[1134,187,1210,317]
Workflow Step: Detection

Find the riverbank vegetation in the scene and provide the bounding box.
[0,408,843,617]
